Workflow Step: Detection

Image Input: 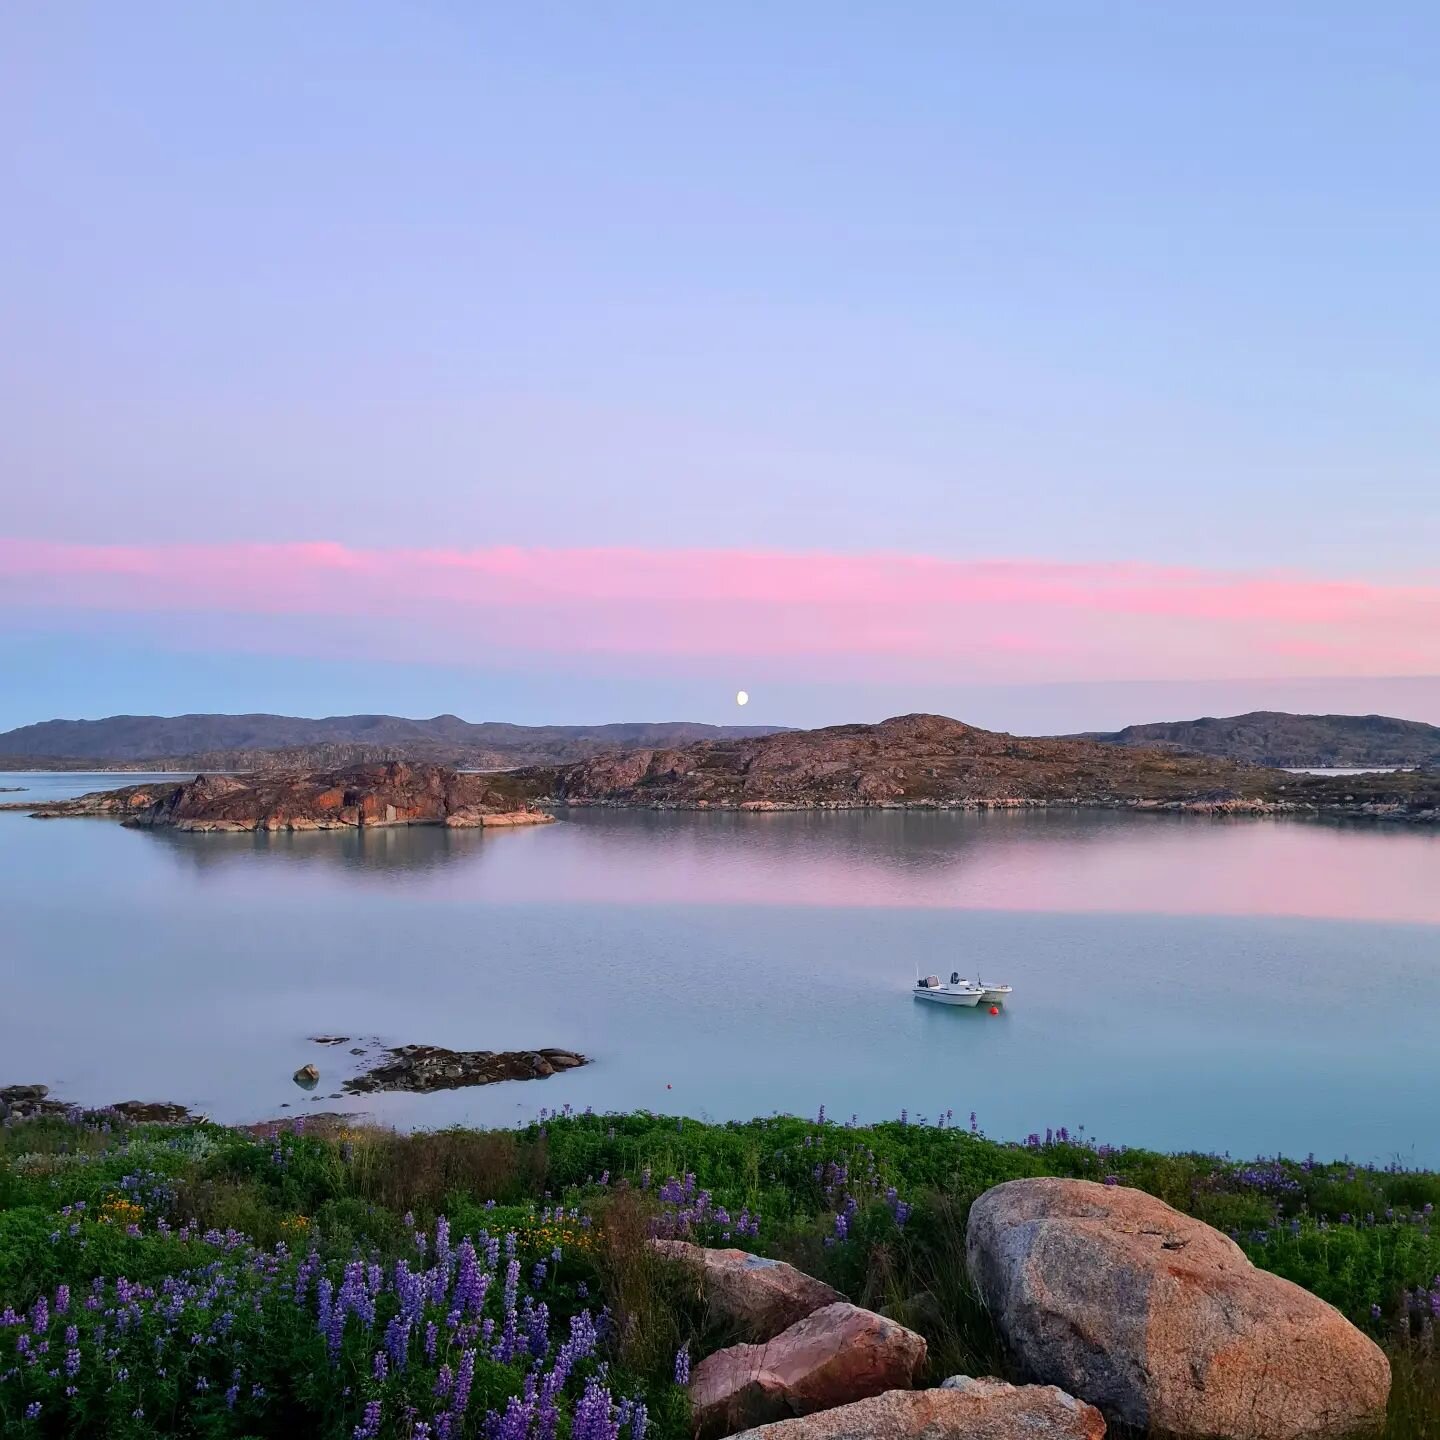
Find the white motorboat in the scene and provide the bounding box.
[913,973,985,1007]
[973,977,1013,1004]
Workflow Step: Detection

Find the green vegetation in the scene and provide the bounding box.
[3,1108,1440,1437]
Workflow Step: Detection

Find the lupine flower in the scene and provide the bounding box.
[354,1399,383,1440]
[674,1341,691,1386]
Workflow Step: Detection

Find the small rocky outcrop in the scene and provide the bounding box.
[966,1178,1390,1440]
[690,1302,926,1438]
[17,761,554,832]
[729,1377,1106,1439]
[651,1241,844,1341]
[343,1045,587,1094]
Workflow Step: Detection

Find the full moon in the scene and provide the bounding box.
[735,690,750,706]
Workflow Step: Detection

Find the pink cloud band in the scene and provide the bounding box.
[1,538,1435,681]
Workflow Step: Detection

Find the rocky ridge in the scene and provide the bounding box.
[513,713,1440,821]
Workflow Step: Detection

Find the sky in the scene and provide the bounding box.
[2,2,1437,733]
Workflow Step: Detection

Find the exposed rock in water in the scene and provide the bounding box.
[966,1177,1390,1440]
[650,1241,844,1341]
[293,1065,320,1089]
[690,1302,926,1439]
[343,1045,587,1094]
[729,1378,1107,1440]
[16,761,555,832]
[309,1035,350,1046]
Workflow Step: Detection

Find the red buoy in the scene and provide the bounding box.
[989,1006,999,1015]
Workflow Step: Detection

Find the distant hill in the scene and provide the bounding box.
[1077,712,1440,770]
[0,713,788,772]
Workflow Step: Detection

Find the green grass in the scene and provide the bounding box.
[2,1108,1439,1437]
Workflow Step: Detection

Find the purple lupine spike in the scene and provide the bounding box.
[571,1378,620,1440]
[451,1347,477,1417]
[493,1393,533,1440]
[353,1399,382,1440]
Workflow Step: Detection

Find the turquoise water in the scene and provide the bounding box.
[3,772,1439,1164]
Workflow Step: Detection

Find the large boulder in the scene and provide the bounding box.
[690,1302,925,1438]
[729,1377,1105,1439]
[652,1241,843,1340]
[966,1178,1389,1440]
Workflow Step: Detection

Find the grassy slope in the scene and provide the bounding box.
[2,1110,1439,1438]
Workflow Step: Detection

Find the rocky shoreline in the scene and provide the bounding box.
[0,1084,195,1125]
[2,1041,588,1124]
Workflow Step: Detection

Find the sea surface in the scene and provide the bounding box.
[3,771,1439,1165]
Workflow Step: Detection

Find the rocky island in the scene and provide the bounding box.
[4,760,554,832]
[508,712,1440,821]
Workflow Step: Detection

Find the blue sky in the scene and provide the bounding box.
[2,3,1437,732]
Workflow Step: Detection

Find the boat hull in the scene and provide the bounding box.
[980,988,1012,1004]
[914,988,983,1007]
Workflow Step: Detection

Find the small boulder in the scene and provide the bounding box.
[966,1177,1390,1440]
[293,1064,320,1089]
[729,1378,1106,1439]
[651,1241,844,1340]
[690,1302,925,1438]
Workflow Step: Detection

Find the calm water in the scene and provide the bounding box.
[3,773,1439,1164]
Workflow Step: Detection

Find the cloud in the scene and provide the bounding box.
[1,538,1435,682]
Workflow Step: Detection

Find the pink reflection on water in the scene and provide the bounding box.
[464,814,1440,926]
